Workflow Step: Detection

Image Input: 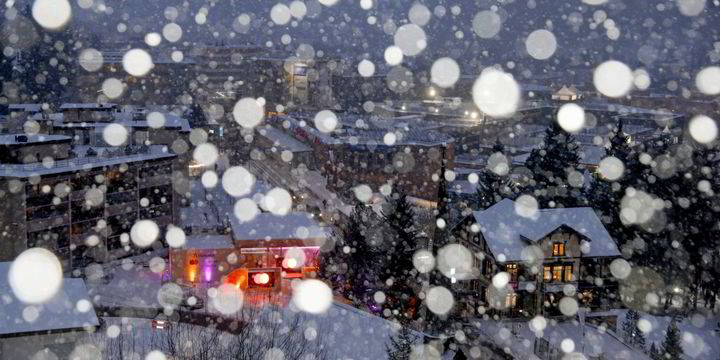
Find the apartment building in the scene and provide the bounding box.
[0,143,178,269]
[0,104,189,270]
[275,113,455,203]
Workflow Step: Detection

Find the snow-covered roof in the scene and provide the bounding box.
[581,101,681,119]
[8,104,43,112]
[579,145,607,166]
[49,108,190,132]
[450,180,476,195]
[180,206,221,228]
[228,212,328,246]
[0,134,72,145]
[60,103,117,110]
[0,262,99,336]
[555,85,578,96]
[472,199,620,261]
[183,235,235,250]
[258,126,312,153]
[281,114,455,147]
[0,150,175,177]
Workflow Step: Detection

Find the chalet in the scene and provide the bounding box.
[451,198,621,317]
[552,86,581,101]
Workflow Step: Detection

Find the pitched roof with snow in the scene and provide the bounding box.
[228,212,328,247]
[472,199,620,261]
[0,262,99,336]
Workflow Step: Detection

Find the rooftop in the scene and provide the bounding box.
[8,104,44,112]
[45,108,191,132]
[0,134,72,145]
[183,235,235,250]
[60,103,117,110]
[471,198,621,261]
[228,212,328,246]
[0,148,175,178]
[0,262,99,336]
[281,114,455,147]
[257,126,312,153]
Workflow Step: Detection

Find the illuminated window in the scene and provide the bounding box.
[564,265,573,282]
[552,242,565,256]
[552,266,563,282]
[506,263,518,282]
[505,293,517,308]
[543,266,552,282]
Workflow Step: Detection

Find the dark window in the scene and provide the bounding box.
[27,226,69,250]
[71,200,104,222]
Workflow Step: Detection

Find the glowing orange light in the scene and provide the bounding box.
[188,266,197,282]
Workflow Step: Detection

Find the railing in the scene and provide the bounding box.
[0,147,173,174]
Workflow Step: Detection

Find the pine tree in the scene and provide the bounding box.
[607,118,633,162]
[660,319,683,360]
[587,119,638,250]
[385,325,415,360]
[434,146,450,246]
[383,192,420,320]
[318,203,379,305]
[475,139,517,209]
[621,310,646,351]
[649,343,661,360]
[524,121,582,208]
[187,102,208,128]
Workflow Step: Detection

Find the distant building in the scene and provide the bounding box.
[73,49,195,104]
[275,113,455,203]
[450,198,621,317]
[552,86,581,101]
[0,262,99,358]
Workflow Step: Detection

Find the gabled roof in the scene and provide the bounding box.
[554,86,578,96]
[0,262,99,336]
[471,199,620,261]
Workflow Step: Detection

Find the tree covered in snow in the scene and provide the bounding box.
[649,343,662,360]
[621,309,646,351]
[382,192,421,321]
[385,324,415,360]
[660,319,683,360]
[186,102,209,128]
[318,203,380,306]
[475,139,517,210]
[524,121,583,208]
[434,149,451,245]
[587,120,638,248]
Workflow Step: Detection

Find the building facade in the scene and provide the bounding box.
[450,198,622,317]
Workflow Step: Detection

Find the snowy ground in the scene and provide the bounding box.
[86,252,720,359]
[465,309,720,360]
[78,299,428,359]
